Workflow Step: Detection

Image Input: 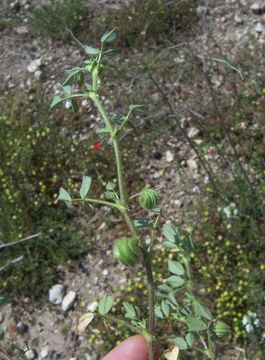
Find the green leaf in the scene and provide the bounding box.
[161,300,170,317]
[0,294,7,307]
[128,104,145,112]
[84,46,101,55]
[168,291,178,306]
[58,187,72,208]
[0,325,4,341]
[50,95,63,109]
[97,128,109,134]
[106,182,116,191]
[66,67,80,76]
[185,333,195,347]
[166,275,185,288]
[158,284,172,292]
[194,301,213,321]
[162,241,177,249]
[80,176,92,199]
[168,260,185,275]
[174,337,187,350]
[154,305,164,319]
[101,28,117,43]
[98,294,114,316]
[134,219,153,228]
[63,85,72,97]
[104,48,118,55]
[85,84,93,92]
[162,224,180,244]
[123,302,137,319]
[105,191,118,200]
[186,317,208,332]
[63,67,80,86]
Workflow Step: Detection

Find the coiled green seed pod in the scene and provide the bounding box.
[213,321,231,338]
[139,188,158,210]
[113,237,141,267]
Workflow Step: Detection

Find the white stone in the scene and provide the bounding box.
[255,23,264,33]
[27,59,42,73]
[40,346,49,359]
[16,26,28,34]
[196,6,207,16]
[81,99,89,107]
[187,158,198,170]
[165,150,174,162]
[65,100,72,109]
[174,199,183,208]
[234,14,243,24]
[87,301,98,312]
[102,269,109,276]
[61,291,77,312]
[34,70,42,79]
[187,127,200,139]
[49,284,64,305]
[25,349,36,360]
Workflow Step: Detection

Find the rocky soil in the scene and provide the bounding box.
[0,0,264,359]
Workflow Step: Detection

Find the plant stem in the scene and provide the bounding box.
[104,314,142,334]
[75,197,118,209]
[145,256,155,360]
[113,139,127,205]
[90,91,156,360]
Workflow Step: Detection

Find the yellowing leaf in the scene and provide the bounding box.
[77,312,95,333]
[164,346,179,360]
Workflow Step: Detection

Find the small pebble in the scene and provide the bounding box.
[27,59,42,73]
[49,284,64,305]
[25,349,36,360]
[61,291,77,312]
[165,150,174,162]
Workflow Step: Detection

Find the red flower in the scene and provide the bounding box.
[91,141,102,150]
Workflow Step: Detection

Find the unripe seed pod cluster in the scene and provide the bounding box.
[213,321,231,338]
[113,237,141,267]
[139,188,158,210]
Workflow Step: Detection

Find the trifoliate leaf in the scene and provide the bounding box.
[185,333,195,347]
[128,104,145,112]
[174,337,187,350]
[123,302,137,319]
[63,85,72,97]
[161,300,170,317]
[101,28,117,43]
[106,182,116,191]
[79,176,92,199]
[186,317,208,332]
[168,260,185,276]
[162,224,180,244]
[50,95,63,109]
[193,301,213,321]
[166,275,185,288]
[84,46,101,55]
[58,187,72,207]
[98,294,114,316]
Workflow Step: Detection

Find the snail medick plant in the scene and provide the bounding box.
[51,29,230,360]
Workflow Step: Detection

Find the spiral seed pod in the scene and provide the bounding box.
[139,188,158,210]
[113,237,141,267]
[213,321,231,338]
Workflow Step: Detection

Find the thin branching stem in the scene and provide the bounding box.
[90,90,156,360]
